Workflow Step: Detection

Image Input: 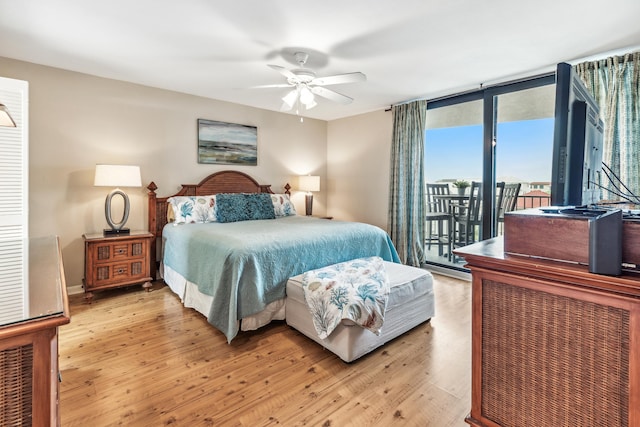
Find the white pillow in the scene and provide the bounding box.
[271,193,296,217]
[167,195,217,224]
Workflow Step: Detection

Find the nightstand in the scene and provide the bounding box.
[83,231,154,302]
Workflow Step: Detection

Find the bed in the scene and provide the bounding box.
[147,171,400,342]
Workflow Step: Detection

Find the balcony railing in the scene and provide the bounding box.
[515,194,551,210]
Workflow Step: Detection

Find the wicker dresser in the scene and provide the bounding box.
[0,236,70,426]
[455,237,639,427]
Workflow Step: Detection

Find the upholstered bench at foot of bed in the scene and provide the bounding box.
[285,261,435,363]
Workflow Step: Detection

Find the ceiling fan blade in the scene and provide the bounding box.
[247,83,293,89]
[311,72,366,86]
[267,64,297,80]
[310,86,353,105]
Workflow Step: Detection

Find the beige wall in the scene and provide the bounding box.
[0,57,328,290]
[326,110,393,229]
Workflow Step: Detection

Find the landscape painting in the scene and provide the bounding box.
[197,119,257,165]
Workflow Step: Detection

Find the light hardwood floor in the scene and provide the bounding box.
[59,273,471,426]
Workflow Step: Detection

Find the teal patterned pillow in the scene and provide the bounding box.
[216,193,276,223]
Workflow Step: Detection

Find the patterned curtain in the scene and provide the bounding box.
[575,52,640,200]
[388,100,427,266]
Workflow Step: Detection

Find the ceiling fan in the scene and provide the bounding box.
[253,51,366,113]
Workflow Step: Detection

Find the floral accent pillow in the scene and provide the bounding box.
[216,193,276,223]
[271,193,297,217]
[167,195,217,224]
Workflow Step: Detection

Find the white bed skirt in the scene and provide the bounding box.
[162,264,286,331]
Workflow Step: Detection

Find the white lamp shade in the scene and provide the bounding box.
[299,87,317,110]
[298,175,320,192]
[303,98,318,110]
[282,89,298,109]
[299,86,313,103]
[0,103,16,127]
[94,164,142,188]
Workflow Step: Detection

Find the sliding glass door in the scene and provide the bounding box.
[424,75,556,270]
[493,84,556,234]
[425,98,483,267]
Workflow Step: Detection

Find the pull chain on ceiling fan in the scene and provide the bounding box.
[251,51,366,116]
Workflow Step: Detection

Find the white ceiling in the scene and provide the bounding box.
[1,0,639,121]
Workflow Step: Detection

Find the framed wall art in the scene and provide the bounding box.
[197,119,257,165]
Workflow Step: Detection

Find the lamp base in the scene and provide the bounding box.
[305,194,314,216]
[103,228,130,237]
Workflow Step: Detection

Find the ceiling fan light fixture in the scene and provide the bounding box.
[299,86,314,105]
[304,98,317,110]
[282,89,298,109]
[262,51,365,114]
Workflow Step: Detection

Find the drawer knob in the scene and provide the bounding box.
[117,269,124,274]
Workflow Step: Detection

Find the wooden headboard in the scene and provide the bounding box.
[146,170,291,278]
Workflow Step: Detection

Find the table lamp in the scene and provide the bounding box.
[0,103,17,127]
[298,175,320,216]
[94,164,142,236]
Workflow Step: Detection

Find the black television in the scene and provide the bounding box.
[550,62,604,207]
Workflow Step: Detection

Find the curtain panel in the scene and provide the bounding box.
[575,52,640,200]
[388,100,427,266]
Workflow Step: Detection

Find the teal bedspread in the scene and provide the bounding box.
[162,215,400,342]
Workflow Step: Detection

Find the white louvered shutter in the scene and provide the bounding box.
[0,77,29,324]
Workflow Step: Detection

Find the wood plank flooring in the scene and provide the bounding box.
[59,273,471,426]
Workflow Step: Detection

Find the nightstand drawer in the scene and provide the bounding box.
[112,243,130,260]
[94,260,146,285]
[94,241,145,262]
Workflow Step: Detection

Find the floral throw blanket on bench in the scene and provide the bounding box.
[301,256,390,339]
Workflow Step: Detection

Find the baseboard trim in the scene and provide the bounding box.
[67,284,84,295]
[423,264,471,281]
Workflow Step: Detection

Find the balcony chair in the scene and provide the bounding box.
[496,182,521,235]
[425,183,451,257]
[450,181,483,258]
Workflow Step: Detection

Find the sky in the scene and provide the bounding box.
[425,118,555,183]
